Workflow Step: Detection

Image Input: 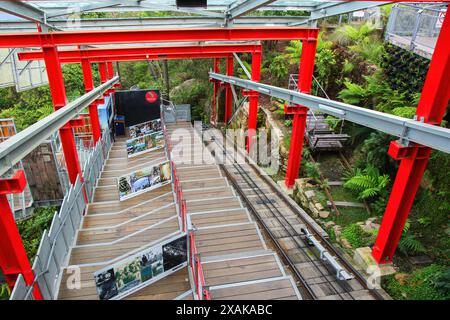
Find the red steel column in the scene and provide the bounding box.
[284,39,318,188]
[98,62,108,83]
[224,55,234,123]
[0,171,42,299]
[42,45,84,189]
[212,58,220,126]
[246,49,262,152]
[372,10,450,264]
[107,61,114,79]
[81,58,101,143]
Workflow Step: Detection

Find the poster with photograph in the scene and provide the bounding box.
[93,233,187,300]
[117,160,172,201]
[129,119,162,139]
[126,131,165,158]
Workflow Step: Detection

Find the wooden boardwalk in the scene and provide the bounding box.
[167,122,301,300]
[55,121,300,300]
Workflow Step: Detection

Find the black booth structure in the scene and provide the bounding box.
[114,89,162,128]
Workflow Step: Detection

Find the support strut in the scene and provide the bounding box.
[284,38,318,188]
[224,55,234,123]
[372,9,450,264]
[0,171,42,299]
[81,58,101,143]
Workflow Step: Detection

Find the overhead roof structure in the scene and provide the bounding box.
[0,0,394,32]
[0,0,449,300]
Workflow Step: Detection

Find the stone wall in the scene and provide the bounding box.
[292,178,330,219]
[228,103,288,175]
[22,142,64,203]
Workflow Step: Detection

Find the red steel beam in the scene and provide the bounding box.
[0,28,318,48]
[224,55,234,123]
[284,38,318,189]
[246,50,262,152]
[81,59,101,143]
[18,44,262,61]
[20,53,238,64]
[372,8,450,264]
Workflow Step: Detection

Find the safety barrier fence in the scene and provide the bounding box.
[162,115,209,300]
[10,129,112,300]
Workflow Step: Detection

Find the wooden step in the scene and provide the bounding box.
[195,223,265,258]
[87,185,172,215]
[181,178,228,190]
[187,197,242,213]
[190,208,250,228]
[69,222,180,265]
[183,187,234,202]
[203,253,283,287]
[77,211,177,245]
[58,266,189,300]
[209,277,299,300]
[82,203,175,229]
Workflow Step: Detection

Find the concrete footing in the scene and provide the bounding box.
[277,180,293,196]
[353,247,397,277]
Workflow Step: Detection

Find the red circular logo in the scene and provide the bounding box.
[145,91,158,103]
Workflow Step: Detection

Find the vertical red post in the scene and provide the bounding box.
[81,58,101,143]
[212,58,220,126]
[107,61,114,79]
[224,55,234,123]
[246,49,262,152]
[98,62,108,83]
[372,10,450,264]
[285,39,318,188]
[42,45,84,188]
[0,171,42,299]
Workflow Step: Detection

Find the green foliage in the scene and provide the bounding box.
[331,22,377,46]
[286,32,336,91]
[17,206,57,261]
[283,119,292,127]
[390,107,417,119]
[342,224,370,248]
[344,165,390,200]
[1,283,10,300]
[384,264,450,300]
[304,161,321,180]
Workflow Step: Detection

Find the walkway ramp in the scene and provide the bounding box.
[166,122,301,300]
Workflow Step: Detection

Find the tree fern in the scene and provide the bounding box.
[344,165,390,200]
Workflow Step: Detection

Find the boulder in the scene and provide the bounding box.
[319,210,330,219]
[340,237,353,249]
[315,203,325,211]
[333,225,342,237]
[305,190,315,199]
[324,221,335,229]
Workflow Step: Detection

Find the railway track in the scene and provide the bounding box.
[200,127,384,300]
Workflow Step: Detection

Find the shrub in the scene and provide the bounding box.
[342,223,370,248]
[384,264,450,300]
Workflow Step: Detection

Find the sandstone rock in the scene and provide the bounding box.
[305,190,315,199]
[333,225,342,237]
[319,210,330,219]
[315,203,324,211]
[340,237,353,249]
[324,221,335,229]
[367,217,378,223]
[394,273,410,285]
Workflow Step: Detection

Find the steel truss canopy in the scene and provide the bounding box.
[209,72,450,154]
[2,1,443,32]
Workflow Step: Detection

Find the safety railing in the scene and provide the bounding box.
[162,116,209,300]
[9,128,112,300]
[10,175,85,300]
[385,3,447,59]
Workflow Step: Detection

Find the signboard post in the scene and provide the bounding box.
[93,233,187,300]
[117,160,172,201]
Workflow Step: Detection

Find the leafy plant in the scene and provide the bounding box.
[344,165,390,200]
[304,161,321,180]
[342,223,370,248]
[1,283,10,300]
